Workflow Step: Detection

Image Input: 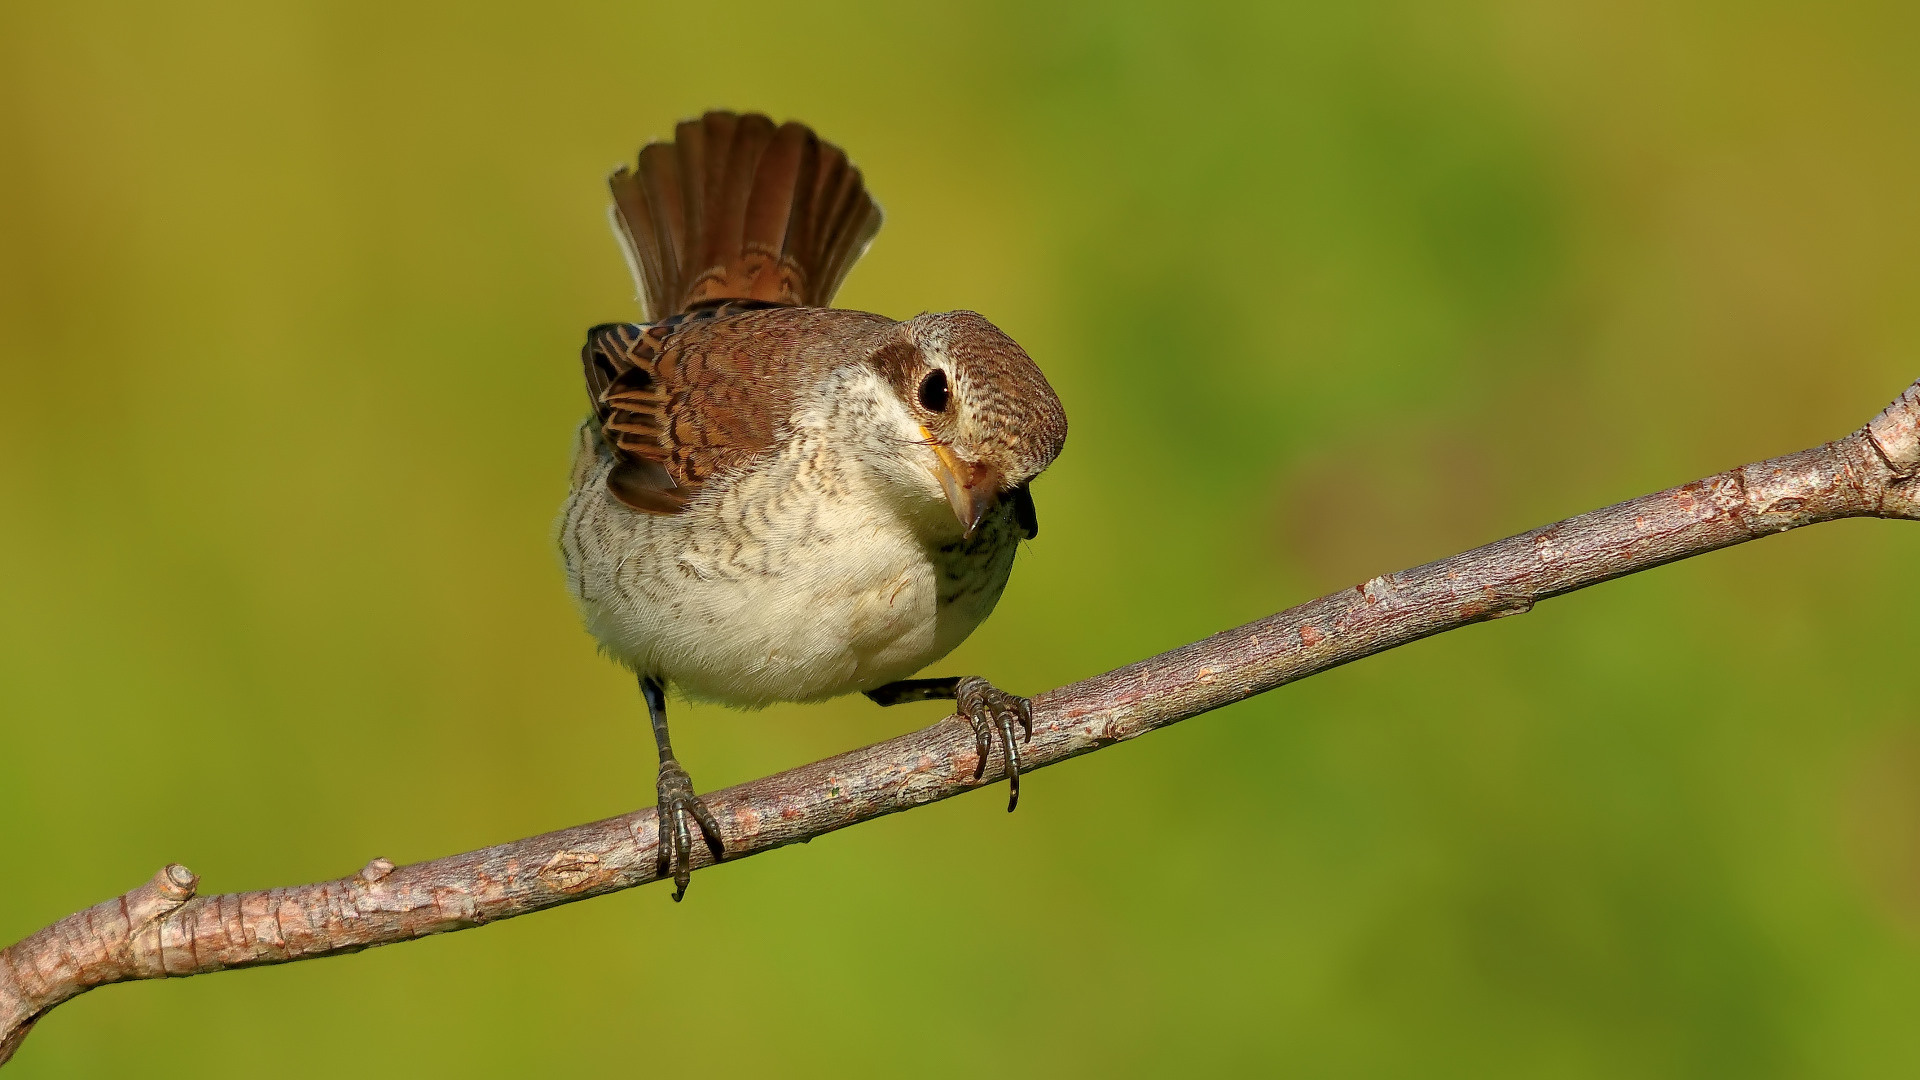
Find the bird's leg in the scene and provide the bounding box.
[642,675,725,901]
[865,676,1033,812]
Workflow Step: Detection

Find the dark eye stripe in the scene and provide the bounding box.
[918,369,950,413]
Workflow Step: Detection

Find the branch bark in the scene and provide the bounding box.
[5,379,1917,1067]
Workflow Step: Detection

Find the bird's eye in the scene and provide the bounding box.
[917,369,950,413]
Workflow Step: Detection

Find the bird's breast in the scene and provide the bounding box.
[560,429,1020,709]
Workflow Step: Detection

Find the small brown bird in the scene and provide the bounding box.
[558,112,1068,899]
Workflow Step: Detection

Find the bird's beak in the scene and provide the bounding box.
[928,441,1002,536]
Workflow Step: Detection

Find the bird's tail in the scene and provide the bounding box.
[608,111,883,321]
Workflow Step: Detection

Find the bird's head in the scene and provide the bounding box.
[871,311,1067,536]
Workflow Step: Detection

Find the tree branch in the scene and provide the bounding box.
[4,379,1917,1067]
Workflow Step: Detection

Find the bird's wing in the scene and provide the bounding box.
[580,305,896,514]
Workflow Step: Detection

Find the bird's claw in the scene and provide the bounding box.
[956,676,1033,812]
[655,758,724,901]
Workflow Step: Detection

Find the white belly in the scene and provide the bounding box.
[559,434,1020,708]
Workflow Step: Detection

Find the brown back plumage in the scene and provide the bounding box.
[582,306,898,514]
[609,111,884,320]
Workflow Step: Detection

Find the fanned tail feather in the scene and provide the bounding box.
[609,111,883,320]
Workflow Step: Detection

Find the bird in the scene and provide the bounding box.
[557,111,1068,900]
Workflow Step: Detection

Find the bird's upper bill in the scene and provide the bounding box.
[927,439,1004,535]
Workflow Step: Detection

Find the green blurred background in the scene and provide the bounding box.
[4,1,1919,1075]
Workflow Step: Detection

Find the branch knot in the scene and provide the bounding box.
[1866,381,1920,477]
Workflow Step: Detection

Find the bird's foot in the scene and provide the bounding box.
[956,676,1034,812]
[655,757,725,901]
[867,675,1033,812]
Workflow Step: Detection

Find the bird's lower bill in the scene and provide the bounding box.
[928,440,1003,536]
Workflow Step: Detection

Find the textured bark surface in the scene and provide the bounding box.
[4,378,1916,1068]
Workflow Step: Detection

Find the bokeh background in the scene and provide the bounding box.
[5,1,1920,1075]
